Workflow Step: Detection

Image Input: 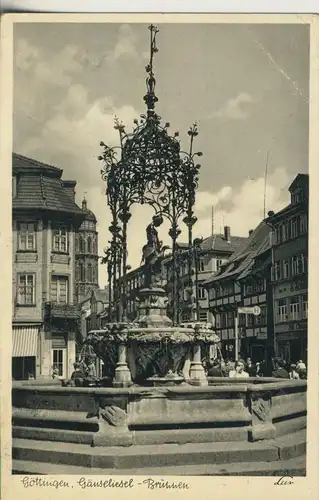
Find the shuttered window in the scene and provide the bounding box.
[50,276,69,303]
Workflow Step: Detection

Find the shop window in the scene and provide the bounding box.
[17,273,36,305]
[18,222,36,251]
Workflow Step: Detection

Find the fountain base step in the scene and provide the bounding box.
[12,455,306,476]
[12,430,306,475]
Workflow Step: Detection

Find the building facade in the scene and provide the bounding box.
[204,222,273,362]
[267,174,308,362]
[75,198,99,303]
[124,226,247,324]
[12,154,85,380]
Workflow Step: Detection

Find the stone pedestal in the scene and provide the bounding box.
[113,343,132,388]
[189,340,208,386]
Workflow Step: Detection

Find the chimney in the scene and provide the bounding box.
[249,229,254,236]
[224,225,231,243]
[267,210,275,217]
[62,180,76,201]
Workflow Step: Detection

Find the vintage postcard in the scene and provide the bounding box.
[0,12,318,500]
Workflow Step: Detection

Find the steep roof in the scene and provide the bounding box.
[177,233,247,254]
[12,153,84,217]
[201,233,247,253]
[203,221,272,285]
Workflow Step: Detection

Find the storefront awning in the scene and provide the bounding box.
[12,326,38,357]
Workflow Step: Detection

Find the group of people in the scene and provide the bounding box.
[52,357,98,386]
[204,356,307,379]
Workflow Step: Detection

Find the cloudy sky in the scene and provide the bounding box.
[13,22,309,287]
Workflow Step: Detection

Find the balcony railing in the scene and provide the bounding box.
[44,301,81,319]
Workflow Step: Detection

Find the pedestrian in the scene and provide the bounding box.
[68,362,86,387]
[296,360,307,379]
[272,358,289,379]
[289,363,300,380]
[246,357,256,377]
[229,359,249,378]
[51,364,59,379]
[87,358,97,378]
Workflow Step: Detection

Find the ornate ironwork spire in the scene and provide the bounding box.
[143,24,159,118]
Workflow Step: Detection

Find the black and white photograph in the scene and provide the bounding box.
[2,14,316,482]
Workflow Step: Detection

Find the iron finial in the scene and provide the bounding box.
[144,24,159,117]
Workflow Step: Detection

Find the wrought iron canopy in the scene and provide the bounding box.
[99,24,203,325]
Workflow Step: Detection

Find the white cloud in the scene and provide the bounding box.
[15,38,84,87]
[214,93,255,120]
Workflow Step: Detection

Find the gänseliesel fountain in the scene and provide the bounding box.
[82,24,220,388]
[12,25,307,475]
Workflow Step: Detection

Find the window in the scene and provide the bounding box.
[260,305,267,325]
[272,261,281,281]
[18,222,36,251]
[209,288,216,300]
[253,279,265,293]
[274,226,281,245]
[297,255,305,274]
[290,296,300,321]
[52,349,64,377]
[247,314,253,327]
[53,227,68,253]
[199,311,208,322]
[291,256,299,276]
[221,312,227,328]
[17,274,35,305]
[87,237,92,253]
[246,283,253,295]
[215,313,221,328]
[278,298,288,322]
[290,218,298,239]
[12,176,17,198]
[283,260,289,279]
[50,276,69,304]
[226,311,234,328]
[87,263,93,282]
[199,259,205,272]
[198,286,206,300]
[79,236,85,253]
[216,259,224,271]
[300,214,308,234]
[302,295,308,319]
